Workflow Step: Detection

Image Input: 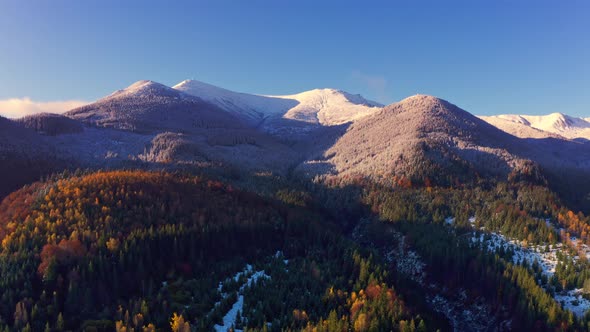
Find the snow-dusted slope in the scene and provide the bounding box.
[297,94,532,180]
[104,80,188,100]
[64,80,300,173]
[479,113,590,140]
[275,88,383,125]
[67,80,247,133]
[172,79,296,124]
[173,79,382,126]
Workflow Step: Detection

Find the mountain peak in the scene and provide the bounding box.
[283,88,383,109]
[173,79,244,100]
[173,79,383,126]
[103,80,180,101]
[398,94,445,104]
[386,94,462,120]
[123,80,171,93]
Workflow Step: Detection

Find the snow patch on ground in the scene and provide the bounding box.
[215,295,245,332]
[555,289,590,318]
[471,232,560,276]
[275,250,289,265]
[386,234,425,283]
[380,227,502,331]
[428,290,509,332]
[472,231,590,317]
[214,265,270,332]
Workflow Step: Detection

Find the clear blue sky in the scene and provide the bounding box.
[0,0,588,116]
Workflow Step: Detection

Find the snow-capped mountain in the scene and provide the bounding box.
[479,113,590,140]
[173,79,382,126]
[297,95,590,184]
[7,78,589,194]
[67,80,248,133]
[64,80,299,173]
[274,88,383,125]
[297,95,531,180]
[103,79,186,100]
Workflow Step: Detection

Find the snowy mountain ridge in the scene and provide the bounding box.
[173,79,382,126]
[479,113,590,140]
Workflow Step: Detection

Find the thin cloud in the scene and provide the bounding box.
[0,98,89,119]
[351,70,389,103]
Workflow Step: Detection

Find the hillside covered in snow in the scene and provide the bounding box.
[479,113,590,140]
[173,79,383,126]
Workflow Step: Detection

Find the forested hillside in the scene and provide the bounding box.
[0,170,437,331]
[309,174,590,330]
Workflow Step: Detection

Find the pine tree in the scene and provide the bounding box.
[56,313,64,331]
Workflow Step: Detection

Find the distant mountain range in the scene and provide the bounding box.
[1,79,589,200]
[479,113,590,141]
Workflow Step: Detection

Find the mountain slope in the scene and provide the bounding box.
[16,112,84,136]
[292,95,590,211]
[479,113,590,140]
[297,95,531,183]
[276,88,383,125]
[0,116,72,198]
[173,79,382,126]
[172,79,297,124]
[63,80,299,173]
[67,80,246,133]
[0,170,436,331]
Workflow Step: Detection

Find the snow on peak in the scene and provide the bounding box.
[173,79,383,126]
[173,79,295,123]
[268,88,383,125]
[394,94,454,111]
[479,112,590,140]
[103,80,180,101]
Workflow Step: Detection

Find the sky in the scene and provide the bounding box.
[0,0,588,118]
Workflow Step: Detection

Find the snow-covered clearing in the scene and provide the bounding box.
[471,232,560,276]
[214,264,270,332]
[555,289,590,317]
[386,232,425,284]
[472,231,590,317]
[215,295,245,332]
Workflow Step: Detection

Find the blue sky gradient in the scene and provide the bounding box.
[0,0,588,116]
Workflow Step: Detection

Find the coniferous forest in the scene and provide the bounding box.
[0,167,589,331]
[3,1,590,331]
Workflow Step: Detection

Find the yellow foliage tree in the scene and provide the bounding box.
[354,313,368,332]
[142,323,156,332]
[170,313,191,332]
